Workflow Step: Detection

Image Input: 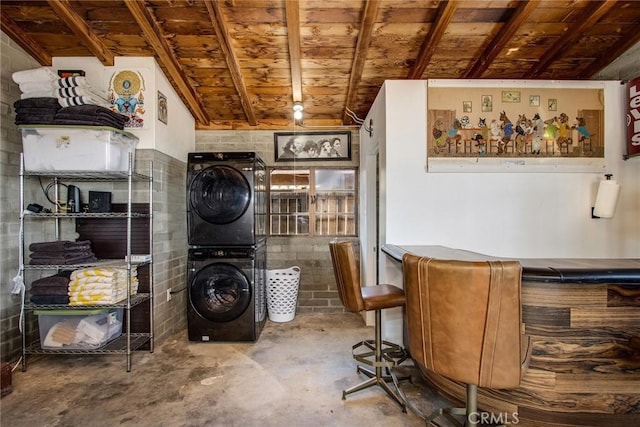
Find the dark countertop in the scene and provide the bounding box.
[382,244,640,284]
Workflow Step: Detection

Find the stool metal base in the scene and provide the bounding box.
[352,339,409,368]
[398,383,507,427]
[342,364,411,411]
[342,310,410,412]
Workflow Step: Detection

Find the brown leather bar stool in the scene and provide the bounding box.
[401,254,529,426]
[329,240,408,410]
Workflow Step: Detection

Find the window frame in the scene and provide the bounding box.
[267,166,358,237]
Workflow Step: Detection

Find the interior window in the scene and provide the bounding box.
[269,168,357,236]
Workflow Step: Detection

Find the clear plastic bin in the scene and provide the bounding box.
[35,308,123,349]
[21,126,138,172]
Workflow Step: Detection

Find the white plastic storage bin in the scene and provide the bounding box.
[35,308,123,350]
[21,126,138,172]
[266,266,301,322]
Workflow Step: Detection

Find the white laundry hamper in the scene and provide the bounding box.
[266,266,301,322]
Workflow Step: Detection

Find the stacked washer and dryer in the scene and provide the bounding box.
[186,152,267,342]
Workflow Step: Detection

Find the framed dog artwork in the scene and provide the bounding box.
[274,131,351,161]
[426,79,606,172]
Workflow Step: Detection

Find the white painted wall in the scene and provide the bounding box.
[153,61,195,161]
[359,88,386,288]
[364,79,639,260]
[51,57,195,161]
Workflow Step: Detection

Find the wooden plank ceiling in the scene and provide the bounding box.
[2,0,640,130]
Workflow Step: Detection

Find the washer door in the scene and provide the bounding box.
[190,263,251,322]
[190,165,251,225]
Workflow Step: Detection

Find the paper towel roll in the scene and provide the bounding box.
[593,179,620,218]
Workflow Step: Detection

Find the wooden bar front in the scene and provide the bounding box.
[382,245,640,427]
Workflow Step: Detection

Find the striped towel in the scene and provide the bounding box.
[69,292,127,305]
[57,95,111,109]
[68,280,138,293]
[71,267,135,279]
[70,275,136,285]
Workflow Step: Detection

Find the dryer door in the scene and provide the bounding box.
[190,263,251,322]
[190,165,251,224]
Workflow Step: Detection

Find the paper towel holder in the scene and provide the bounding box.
[591,173,619,219]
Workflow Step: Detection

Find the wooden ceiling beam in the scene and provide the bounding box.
[1,14,51,65]
[578,30,640,79]
[342,0,380,125]
[197,118,346,131]
[525,0,617,78]
[285,0,303,104]
[463,0,540,79]
[124,0,209,125]
[407,0,458,79]
[204,0,257,126]
[47,0,114,66]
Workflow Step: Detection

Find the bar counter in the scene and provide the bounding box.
[382,245,640,427]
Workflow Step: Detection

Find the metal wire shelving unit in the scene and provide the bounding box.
[18,153,154,372]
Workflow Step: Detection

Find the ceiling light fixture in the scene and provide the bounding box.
[292,102,304,121]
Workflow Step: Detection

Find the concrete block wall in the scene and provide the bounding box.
[196,130,360,314]
[135,150,188,343]
[0,33,44,361]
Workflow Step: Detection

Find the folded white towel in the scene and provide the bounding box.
[21,90,58,99]
[77,315,109,342]
[75,331,102,346]
[12,66,57,84]
[19,80,57,93]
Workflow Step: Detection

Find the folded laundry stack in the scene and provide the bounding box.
[11,66,58,99]
[54,75,112,109]
[12,67,129,129]
[13,97,61,126]
[29,240,97,266]
[68,267,138,306]
[29,270,73,305]
[54,104,129,130]
[11,67,59,126]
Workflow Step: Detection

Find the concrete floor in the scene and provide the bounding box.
[0,312,452,427]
